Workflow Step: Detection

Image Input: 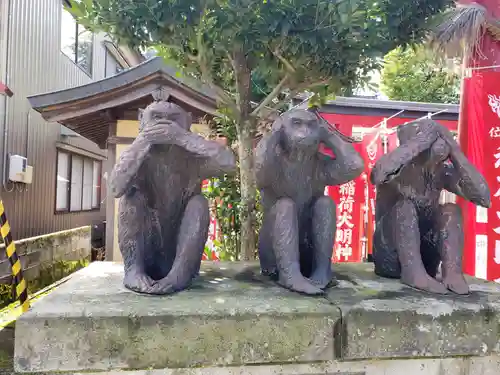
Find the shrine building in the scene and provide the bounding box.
[28,57,218,261]
[28,59,461,263]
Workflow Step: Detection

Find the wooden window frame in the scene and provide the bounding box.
[60,1,94,77]
[55,150,102,214]
[104,49,125,78]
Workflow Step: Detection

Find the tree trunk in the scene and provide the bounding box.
[233,47,257,260]
[237,121,257,260]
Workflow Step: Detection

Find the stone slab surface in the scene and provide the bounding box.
[72,355,500,375]
[14,262,500,372]
[329,263,500,360]
[14,262,339,372]
[8,355,500,375]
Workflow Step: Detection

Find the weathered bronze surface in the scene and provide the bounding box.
[109,94,236,294]
[255,109,364,295]
[371,119,490,294]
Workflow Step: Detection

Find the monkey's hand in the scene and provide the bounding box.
[436,125,491,208]
[140,122,188,145]
[371,121,439,185]
[316,125,364,185]
[370,154,404,186]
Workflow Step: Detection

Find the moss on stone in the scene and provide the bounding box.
[28,258,89,293]
[353,288,381,297]
[0,258,89,309]
[0,349,12,369]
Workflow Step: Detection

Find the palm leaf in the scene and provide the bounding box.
[429,3,488,60]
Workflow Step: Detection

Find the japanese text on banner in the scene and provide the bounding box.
[471,72,500,280]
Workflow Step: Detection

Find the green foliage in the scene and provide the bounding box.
[381,46,461,104]
[67,0,454,259]
[67,0,454,109]
[202,114,263,260]
[203,177,241,260]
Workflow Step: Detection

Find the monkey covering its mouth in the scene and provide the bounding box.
[110,97,236,295]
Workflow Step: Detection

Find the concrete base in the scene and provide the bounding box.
[13,262,500,374]
[54,356,500,375]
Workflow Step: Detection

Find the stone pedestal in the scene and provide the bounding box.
[13,262,500,375]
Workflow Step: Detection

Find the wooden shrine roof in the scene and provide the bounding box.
[28,57,218,148]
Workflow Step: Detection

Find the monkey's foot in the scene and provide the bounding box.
[148,282,177,295]
[278,275,324,295]
[443,274,469,295]
[148,272,196,295]
[309,271,338,290]
[123,269,157,294]
[401,271,449,295]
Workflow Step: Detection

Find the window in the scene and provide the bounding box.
[56,151,102,212]
[60,3,93,76]
[70,155,83,211]
[56,153,70,211]
[105,50,125,77]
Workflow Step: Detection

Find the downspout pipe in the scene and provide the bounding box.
[0,0,12,192]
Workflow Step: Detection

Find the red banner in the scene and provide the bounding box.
[456,0,500,280]
[360,132,381,255]
[357,130,399,257]
[463,71,500,281]
[326,143,365,263]
[329,175,364,262]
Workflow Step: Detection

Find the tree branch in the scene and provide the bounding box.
[271,47,296,74]
[251,74,290,117]
[260,78,332,121]
[158,42,238,114]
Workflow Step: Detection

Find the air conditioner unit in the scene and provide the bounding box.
[8,155,33,184]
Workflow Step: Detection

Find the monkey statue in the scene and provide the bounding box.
[371,119,490,295]
[109,95,236,295]
[255,109,365,295]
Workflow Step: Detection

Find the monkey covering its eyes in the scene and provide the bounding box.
[109,96,236,295]
[255,109,364,295]
[371,119,490,295]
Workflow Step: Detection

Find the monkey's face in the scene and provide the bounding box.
[139,101,191,132]
[280,110,321,151]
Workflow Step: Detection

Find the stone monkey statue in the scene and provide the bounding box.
[109,96,236,295]
[371,119,490,295]
[255,109,365,295]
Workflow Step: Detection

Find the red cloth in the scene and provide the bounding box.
[457,0,500,279]
[461,71,500,280]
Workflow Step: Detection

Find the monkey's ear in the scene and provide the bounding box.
[138,108,144,122]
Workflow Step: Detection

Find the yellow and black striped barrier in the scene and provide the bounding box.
[0,200,29,313]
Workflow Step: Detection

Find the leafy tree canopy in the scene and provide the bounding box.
[68,0,454,115]
[67,0,454,259]
[381,46,461,104]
